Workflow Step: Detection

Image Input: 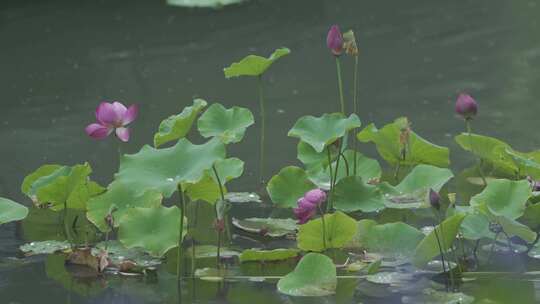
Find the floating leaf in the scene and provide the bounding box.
[266,166,316,208]
[358,118,449,167]
[197,103,254,144]
[240,248,299,262]
[167,0,243,8]
[118,206,186,257]
[470,179,531,220]
[20,240,70,255]
[353,220,424,260]
[224,47,290,78]
[86,181,163,232]
[277,253,337,296]
[92,241,161,268]
[402,288,474,304]
[115,138,225,198]
[412,213,466,267]
[297,211,357,252]
[365,271,414,285]
[288,113,361,153]
[333,176,385,212]
[225,192,261,203]
[0,197,28,224]
[186,245,239,259]
[232,217,297,237]
[153,99,207,148]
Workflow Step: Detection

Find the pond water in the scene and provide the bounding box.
[2,0,540,303]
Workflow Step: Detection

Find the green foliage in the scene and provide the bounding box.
[224,47,290,78]
[455,133,515,174]
[118,206,186,257]
[232,217,297,237]
[470,179,531,220]
[186,245,239,259]
[288,113,361,153]
[20,240,70,255]
[333,176,385,212]
[86,181,162,232]
[0,197,28,224]
[240,248,300,262]
[297,211,357,252]
[358,118,450,167]
[266,166,316,208]
[412,213,466,267]
[115,138,225,198]
[154,99,207,148]
[21,164,63,196]
[352,220,424,260]
[197,103,254,144]
[277,253,337,296]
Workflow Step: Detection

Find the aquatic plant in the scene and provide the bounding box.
[327,25,346,114]
[85,101,138,142]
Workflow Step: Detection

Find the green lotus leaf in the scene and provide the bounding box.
[232,217,298,238]
[358,118,449,167]
[458,209,494,240]
[21,164,64,196]
[115,138,226,198]
[297,140,338,171]
[297,211,357,252]
[496,215,537,243]
[455,133,516,174]
[240,248,300,263]
[307,150,381,190]
[333,176,385,212]
[288,113,361,153]
[381,165,454,209]
[92,241,162,267]
[505,148,540,179]
[153,99,207,148]
[197,103,254,144]
[521,203,540,230]
[186,245,240,259]
[352,220,424,260]
[224,47,290,78]
[277,253,337,297]
[19,240,70,255]
[118,206,186,257]
[470,179,531,220]
[86,181,163,232]
[0,197,29,224]
[224,192,261,203]
[412,213,466,267]
[266,166,316,208]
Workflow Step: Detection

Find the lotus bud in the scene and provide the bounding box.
[429,189,441,210]
[326,25,343,56]
[304,189,327,205]
[455,93,478,120]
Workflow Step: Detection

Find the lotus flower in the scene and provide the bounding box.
[455,93,478,120]
[429,188,441,210]
[326,25,343,56]
[293,188,327,224]
[85,101,138,142]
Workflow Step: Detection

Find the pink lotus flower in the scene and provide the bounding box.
[85,101,138,142]
[326,25,343,56]
[293,189,327,224]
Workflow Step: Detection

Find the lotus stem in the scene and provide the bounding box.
[331,140,344,210]
[335,57,345,114]
[326,146,334,213]
[487,232,500,265]
[338,150,350,176]
[257,75,266,185]
[433,227,448,289]
[352,55,359,175]
[177,183,186,279]
[318,205,327,251]
[466,119,487,186]
[436,212,457,290]
[212,165,226,268]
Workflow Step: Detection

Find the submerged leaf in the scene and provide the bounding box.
[358,118,449,167]
[118,206,186,257]
[197,103,254,144]
[0,197,28,224]
[297,211,357,252]
[153,99,207,148]
[277,253,337,296]
[288,113,361,153]
[267,166,316,208]
[224,47,290,78]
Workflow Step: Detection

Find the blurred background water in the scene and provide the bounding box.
[2,0,540,303]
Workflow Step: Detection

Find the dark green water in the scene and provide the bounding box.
[2,0,540,303]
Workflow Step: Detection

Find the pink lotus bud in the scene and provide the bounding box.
[326,25,343,56]
[455,93,478,120]
[429,189,441,210]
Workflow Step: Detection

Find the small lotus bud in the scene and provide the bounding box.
[326,25,343,56]
[455,93,478,120]
[429,189,441,210]
[304,189,327,205]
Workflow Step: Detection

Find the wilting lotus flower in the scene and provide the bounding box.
[326,25,343,56]
[85,101,138,142]
[455,93,478,120]
[429,188,441,210]
[293,189,327,224]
